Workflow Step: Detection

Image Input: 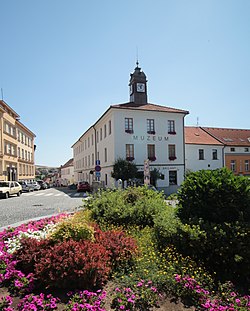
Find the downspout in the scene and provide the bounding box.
[93,125,97,181]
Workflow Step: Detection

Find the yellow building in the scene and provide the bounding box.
[0,100,36,181]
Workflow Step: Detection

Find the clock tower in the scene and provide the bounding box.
[129,62,148,105]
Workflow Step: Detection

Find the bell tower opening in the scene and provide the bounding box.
[129,62,148,105]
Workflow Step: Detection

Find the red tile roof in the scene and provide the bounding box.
[185,127,223,145]
[111,102,189,114]
[202,127,250,146]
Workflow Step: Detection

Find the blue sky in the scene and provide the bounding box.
[1,0,249,167]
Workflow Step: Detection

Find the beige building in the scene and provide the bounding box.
[0,100,36,181]
[60,158,75,186]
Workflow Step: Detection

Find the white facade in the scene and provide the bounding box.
[185,144,224,172]
[72,64,188,195]
[61,165,75,186]
[72,106,187,195]
[184,127,224,173]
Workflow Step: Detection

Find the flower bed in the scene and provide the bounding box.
[0,202,249,311]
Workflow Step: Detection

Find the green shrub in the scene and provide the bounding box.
[87,186,167,228]
[49,217,95,242]
[177,168,250,223]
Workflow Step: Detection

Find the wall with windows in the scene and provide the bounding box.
[185,144,224,172]
[112,108,186,193]
[0,101,35,182]
[225,146,250,176]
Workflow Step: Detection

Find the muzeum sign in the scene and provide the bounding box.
[132,135,169,142]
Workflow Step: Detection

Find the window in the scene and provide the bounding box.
[91,134,94,146]
[147,144,156,161]
[245,160,249,172]
[230,147,235,152]
[212,149,218,160]
[168,120,176,134]
[125,118,133,133]
[104,148,107,162]
[104,124,107,138]
[147,119,155,134]
[109,120,112,135]
[92,153,94,166]
[169,171,177,185]
[96,131,99,143]
[199,149,204,160]
[105,174,108,186]
[100,128,103,141]
[126,144,134,161]
[245,147,249,152]
[168,144,176,160]
[231,160,236,172]
[88,137,90,148]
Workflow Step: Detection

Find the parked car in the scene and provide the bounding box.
[19,181,34,192]
[77,181,91,192]
[0,181,22,199]
[28,181,41,191]
[36,180,48,190]
[68,183,77,190]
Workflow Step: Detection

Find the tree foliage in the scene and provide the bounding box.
[177,168,250,223]
[111,158,138,182]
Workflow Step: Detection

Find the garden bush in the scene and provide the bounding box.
[48,217,95,242]
[177,168,250,223]
[32,239,111,290]
[94,226,138,273]
[88,186,167,228]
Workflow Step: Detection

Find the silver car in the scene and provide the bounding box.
[28,181,41,191]
[19,181,34,192]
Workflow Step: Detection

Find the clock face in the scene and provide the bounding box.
[137,83,145,92]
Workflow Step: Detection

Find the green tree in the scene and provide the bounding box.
[111,158,138,187]
[177,168,250,223]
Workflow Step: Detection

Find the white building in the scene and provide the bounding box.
[72,64,189,194]
[185,126,224,172]
[60,158,75,186]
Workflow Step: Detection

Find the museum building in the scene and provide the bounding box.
[72,64,189,194]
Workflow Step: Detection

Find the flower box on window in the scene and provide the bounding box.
[169,156,177,161]
[148,156,156,161]
[147,131,155,135]
[126,156,134,161]
[125,129,134,134]
[168,131,176,135]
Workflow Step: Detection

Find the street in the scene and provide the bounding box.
[0,187,89,230]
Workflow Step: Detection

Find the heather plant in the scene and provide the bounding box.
[175,275,250,310]
[65,290,107,311]
[0,295,14,311]
[111,280,161,311]
[17,293,60,311]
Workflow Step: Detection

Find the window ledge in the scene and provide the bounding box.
[169,156,177,161]
[126,157,134,161]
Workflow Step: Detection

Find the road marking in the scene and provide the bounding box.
[73,193,81,197]
[35,192,45,196]
[54,193,63,196]
[44,193,53,196]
